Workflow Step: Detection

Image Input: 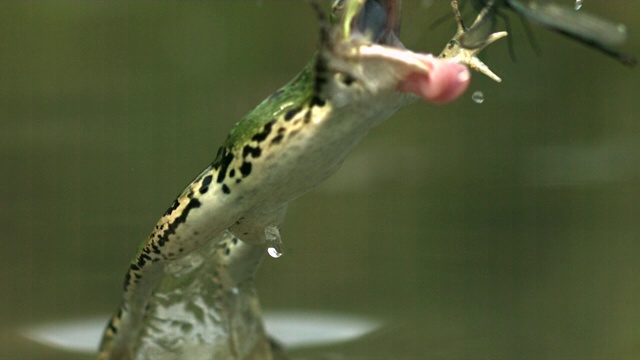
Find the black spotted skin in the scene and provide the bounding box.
[98,77,328,359]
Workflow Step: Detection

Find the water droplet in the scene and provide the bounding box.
[574,0,583,10]
[472,91,484,104]
[267,247,282,258]
[265,224,283,259]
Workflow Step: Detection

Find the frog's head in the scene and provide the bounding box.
[315,0,470,106]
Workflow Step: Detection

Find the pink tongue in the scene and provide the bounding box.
[397,56,470,104]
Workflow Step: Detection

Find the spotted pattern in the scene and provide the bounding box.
[98,22,335,354]
[99,82,328,358]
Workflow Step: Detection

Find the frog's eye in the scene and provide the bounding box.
[335,72,357,87]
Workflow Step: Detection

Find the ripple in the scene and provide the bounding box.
[20,310,381,354]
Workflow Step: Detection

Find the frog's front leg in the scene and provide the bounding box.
[229,203,288,258]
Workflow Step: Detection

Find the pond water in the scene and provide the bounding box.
[1,2,639,359]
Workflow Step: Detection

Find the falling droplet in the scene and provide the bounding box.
[472,91,484,104]
[265,224,283,259]
[267,247,282,258]
[574,0,583,10]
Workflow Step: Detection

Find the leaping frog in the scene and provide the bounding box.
[97,1,507,359]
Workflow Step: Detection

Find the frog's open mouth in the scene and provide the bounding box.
[326,0,471,105]
[346,0,402,46]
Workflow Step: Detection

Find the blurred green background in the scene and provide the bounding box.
[1,1,638,359]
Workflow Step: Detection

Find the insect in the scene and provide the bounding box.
[465,0,636,66]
